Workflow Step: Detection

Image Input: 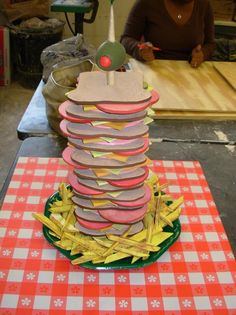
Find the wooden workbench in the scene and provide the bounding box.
[130,59,236,119]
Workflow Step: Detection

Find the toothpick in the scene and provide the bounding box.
[108,3,115,43]
[107,3,115,86]
[107,71,115,86]
[154,191,162,228]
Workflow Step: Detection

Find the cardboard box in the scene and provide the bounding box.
[0,26,10,86]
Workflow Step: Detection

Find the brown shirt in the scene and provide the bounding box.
[121,0,215,61]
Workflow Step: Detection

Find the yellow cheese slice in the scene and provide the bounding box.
[91,121,108,126]
[83,138,102,144]
[92,169,111,177]
[109,169,121,175]
[83,105,97,111]
[106,153,129,162]
[103,122,128,130]
[92,200,112,207]
[107,191,122,197]
[91,151,110,158]
[147,108,155,116]
[144,117,154,125]
[96,180,108,186]
[100,137,116,143]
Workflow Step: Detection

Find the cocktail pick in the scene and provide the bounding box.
[95,0,126,86]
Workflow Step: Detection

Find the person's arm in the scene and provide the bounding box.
[191,0,215,67]
[120,0,148,61]
[201,0,215,60]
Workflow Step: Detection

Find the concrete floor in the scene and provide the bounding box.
[0,80,35,192]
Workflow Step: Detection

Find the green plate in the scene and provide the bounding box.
[43,188,181,270]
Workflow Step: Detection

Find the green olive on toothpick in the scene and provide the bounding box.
[95,0,126,85]
[95,40,126,71]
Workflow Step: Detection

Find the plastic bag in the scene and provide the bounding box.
[42,59,94,135]
[40,34,96,82]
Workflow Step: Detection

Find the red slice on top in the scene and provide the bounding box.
[96,90,159,114]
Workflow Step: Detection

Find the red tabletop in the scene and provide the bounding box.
[0,157,235,315]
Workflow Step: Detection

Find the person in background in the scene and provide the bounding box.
[120,0,215,68]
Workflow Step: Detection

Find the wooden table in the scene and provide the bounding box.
[0,136,235,313]
[130,59,236,119]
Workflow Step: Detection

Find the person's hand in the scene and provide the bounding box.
[190,44,204,68]
[138,42,155,62]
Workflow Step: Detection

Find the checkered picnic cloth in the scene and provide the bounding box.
[0,157,235,315]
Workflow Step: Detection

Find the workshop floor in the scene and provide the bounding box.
[0,80,35,193]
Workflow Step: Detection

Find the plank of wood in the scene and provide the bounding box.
[152,110,236,120]
[130,59,236,113]
[213,62,236,91]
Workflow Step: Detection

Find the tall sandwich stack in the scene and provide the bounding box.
[59,70,159,237]
[58,0,160,239]
[32,1,183,266]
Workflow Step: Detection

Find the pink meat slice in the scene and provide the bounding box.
[75,207,109,222]
[108,171,148,188]
[96,90,159,114]
[59,101,91,123]
[98,204,147,224]
[114,185,151,207]
[62,147,87,169]
[76,217,112,230]
[69,173,103,195]
[75,220,144,236]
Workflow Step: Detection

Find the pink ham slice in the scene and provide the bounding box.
[75,207,109,222]
[76,217,112,230]
[69,173,103,195]
[66,121,148,140]
[66,102,147,121]
[76,177,143,192]
[108,171,148,188]
[114,185,151,207]
[73,185,146,202]
[62,147,87,169]
[75,220,144,236]
[118,138,149,156]
[60,120,78,138]
[98,205,147,224]
[71,149,147,169]
[72,195,141,210]
[74,166,148,182]
[68,136,148,154]
[59,101,91,123]
[96,90,159,114]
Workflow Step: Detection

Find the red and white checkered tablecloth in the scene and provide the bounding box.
[0,157,235,315]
